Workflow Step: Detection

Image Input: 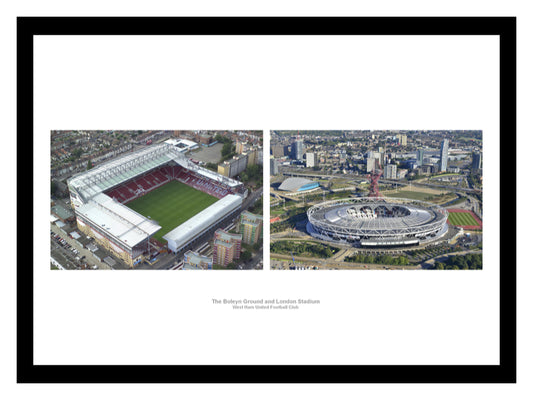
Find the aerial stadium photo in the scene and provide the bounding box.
[270,130,483,270]
[50,130,264,270]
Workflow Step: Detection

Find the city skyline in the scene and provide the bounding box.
[270,130,482,271]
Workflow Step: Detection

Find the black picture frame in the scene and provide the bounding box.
[17,16,516,384]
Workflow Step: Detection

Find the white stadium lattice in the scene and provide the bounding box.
[306,197,449,247]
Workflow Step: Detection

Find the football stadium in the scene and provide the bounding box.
[68,143,246,267]
[307,197,449,247]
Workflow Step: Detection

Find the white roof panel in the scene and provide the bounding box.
[279,177,314,191]
[76,193,161,248]
[163,194,242,249]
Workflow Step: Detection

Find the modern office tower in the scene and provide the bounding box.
[366,151,382,171]
[291,139,304,160]
[378,152,385,169]
[212,229,242,267]
[366,157,376,173]
[472,152,482,172]
[384,164,397,179]
[305,152,315,168]
[416,149,425,165]
[239,211,263,245]
[398,134,407,146]
[439,139,449,172]
[183,251,213,270]
[270,157,279,175]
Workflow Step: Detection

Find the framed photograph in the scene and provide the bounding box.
[18,16,516,383]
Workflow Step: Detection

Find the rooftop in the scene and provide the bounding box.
[163,194,242,249]
[279,177,317,191]
[76,193,161,249]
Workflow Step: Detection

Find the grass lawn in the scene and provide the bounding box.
[271,209,286,216]
[431,173,461,178]
[126,180,218,242]
[447,211,480,227]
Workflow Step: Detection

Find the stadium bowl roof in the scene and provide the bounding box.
[279,177,319,192]
[307,197,448,243]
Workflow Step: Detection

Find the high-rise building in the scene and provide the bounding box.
[244,148,257,167]
[239,211,263,245]
[270,157,279,175]
[439,139,449,172]
[236,141,246,154]
[366,151,382,172]
[416,149,425,165]
[398,134,407,146]
[217,163,230,177]
[305,152,315,168]
[366,157,376,173]
[472,152,482,172]
[291,139,304,160]
[212,229,242,267]
[384,164,397,179]
[217,154,248,178]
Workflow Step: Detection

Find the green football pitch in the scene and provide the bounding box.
[126,180,218,242]
[447,212,480,227]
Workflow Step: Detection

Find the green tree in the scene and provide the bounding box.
[72,148,84,159]
[205,162,218,171]
[241,250,252,262]
[87,159,93,170]
[221,142,233,157]
[51,181,57,196]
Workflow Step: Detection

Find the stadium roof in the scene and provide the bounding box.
[76,193,161,249]
[194,164,241,188]
[322,204,439,230]
[68,144,186,201]
[68,143,242,202]
[163,194,242,251]
[279,177,318,192]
